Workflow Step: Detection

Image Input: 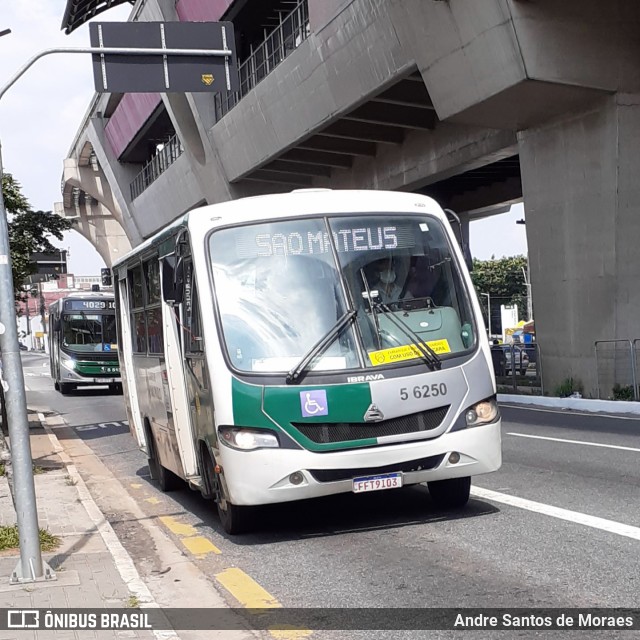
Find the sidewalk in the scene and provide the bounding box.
[0,411,261,640]
[498,393,640,416]
[0,411,158,639]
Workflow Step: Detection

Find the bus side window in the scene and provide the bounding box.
[128,265,147,353]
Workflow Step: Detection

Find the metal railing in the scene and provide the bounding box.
[594,339,638,400]
[214,0,310,120]
[130,134,184,200]
[492,342,543,394]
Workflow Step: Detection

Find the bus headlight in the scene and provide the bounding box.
[60,356,76,371]
[218,426,280,451]
[465,397,499,427]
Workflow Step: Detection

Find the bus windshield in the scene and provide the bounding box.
[62,313,118,353]
[209,214,476,374]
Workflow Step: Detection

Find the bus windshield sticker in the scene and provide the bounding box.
[368,340,451,366]
[300,390,328,418]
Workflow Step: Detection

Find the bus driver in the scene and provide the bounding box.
[370,257,412,304]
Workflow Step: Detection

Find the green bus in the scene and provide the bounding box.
[48,293,121,394]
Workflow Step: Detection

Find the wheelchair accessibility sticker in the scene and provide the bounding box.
[300,390,328,418]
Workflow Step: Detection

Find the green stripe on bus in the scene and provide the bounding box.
[231,377,375,452]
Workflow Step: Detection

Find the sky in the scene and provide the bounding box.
[0,1,528,276]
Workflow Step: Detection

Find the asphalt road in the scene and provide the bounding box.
[22,351,640,638]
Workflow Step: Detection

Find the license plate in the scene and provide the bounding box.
[352,472,403,494]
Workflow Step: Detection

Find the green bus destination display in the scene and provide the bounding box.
[63,300,115,311]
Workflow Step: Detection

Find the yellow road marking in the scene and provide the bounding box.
[216,567,279,608]
[130,483,143,489]
[145,497,160,505]
[215,568,312,639]
[159,515,198,537]
[181,536,221,555]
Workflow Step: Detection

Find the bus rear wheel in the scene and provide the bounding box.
[146,424,180,492]
[427,476,471,509]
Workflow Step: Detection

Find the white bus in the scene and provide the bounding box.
[113,190,501,534]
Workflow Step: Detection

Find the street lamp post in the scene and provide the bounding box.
[0,26,53,583]
[480,292,491,338]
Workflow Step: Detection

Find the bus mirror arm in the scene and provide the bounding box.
[173,257,185,306]
[162,258,180,306]
[444,208,473,272]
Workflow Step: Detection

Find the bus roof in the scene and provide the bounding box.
[53,292,114,299]
[113,189,445,268]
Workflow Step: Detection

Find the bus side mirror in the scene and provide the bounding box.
[53,318,61,332]
[162,259,176,305]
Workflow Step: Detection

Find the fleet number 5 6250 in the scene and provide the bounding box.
[400,383,447,400]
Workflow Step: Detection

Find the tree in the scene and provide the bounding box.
[1,172,73,299]
[470,255,529,332]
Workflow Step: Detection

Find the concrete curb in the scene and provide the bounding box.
[498,394,640,416]
[38,412,180,640]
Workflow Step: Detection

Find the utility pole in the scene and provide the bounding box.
[0,26,53,584]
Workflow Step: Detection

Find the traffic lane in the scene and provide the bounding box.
[22,353,127,428]
[473,407,640,527]
[69,423,640,616]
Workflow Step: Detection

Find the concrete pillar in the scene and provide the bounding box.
[518,94,640,397]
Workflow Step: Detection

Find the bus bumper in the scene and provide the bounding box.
[219,420,502,506]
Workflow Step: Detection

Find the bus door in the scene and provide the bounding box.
[180,259,215,468]
[159,254,199,479]
[117,273,146,449]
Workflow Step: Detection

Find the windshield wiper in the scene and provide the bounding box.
[286,310,357,385]
[373,302,442,371]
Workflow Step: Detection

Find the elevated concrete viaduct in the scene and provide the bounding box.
[60,0,640,396]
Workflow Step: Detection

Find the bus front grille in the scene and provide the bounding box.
[292,405,450,444]
[308,454,445,483]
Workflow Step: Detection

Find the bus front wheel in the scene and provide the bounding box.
[202,447,251,535]
[427,476,471,509]
[59,382,74,395]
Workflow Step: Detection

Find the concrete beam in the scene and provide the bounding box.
[321,120,405,144]
[297,136,377,157]
[343,102,437,130]
[265,160,333,178]
[371,79,434,109]
[248,171,314,186]
[281,149,353,169]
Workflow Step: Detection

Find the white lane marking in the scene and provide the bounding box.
[500,403,640,421]
[508,432,640,453]
[471,486,640,542]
